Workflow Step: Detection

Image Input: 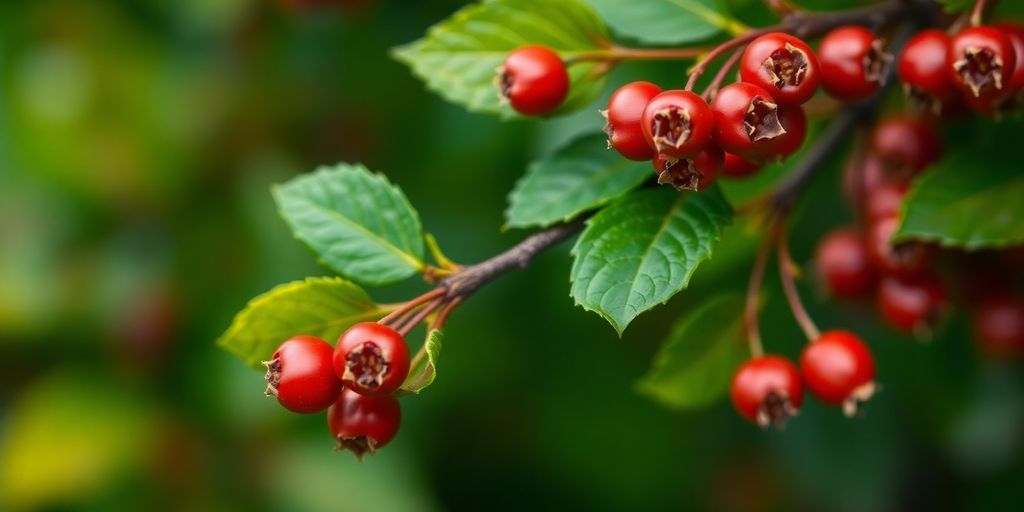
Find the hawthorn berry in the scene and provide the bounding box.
[641,90,714,158]
[815,228,878,299]
[972,294,1024,357]
[603,81,662,161]
[740,32,820,106]
[731,356,803,428]
[722,152,764,178]
[898,29,957,112]
[947,26,1017,102]
[867,216,935,277]
[764,105,807,160]
[328,388,402,459]
[800,330,876,416]
[497,46,569,116]
[870,117,940,175]
[711,82,786,160]
[818,26,892,101]
[264,336,342,414]
[652,145,722,191]
[877,273,949,335]
[334,322,410,395]
[864,182,907,223]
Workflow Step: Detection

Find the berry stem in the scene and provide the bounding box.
[745,217,782,358]
[686,28,772,91]
[409,297,465,371]
[970,0,991,27]
[378,288,446,327]
[397,297,445,337]
[776,220,822,341]
[702,48,745,101]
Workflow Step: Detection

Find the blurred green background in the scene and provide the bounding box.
[1,0,1022,510]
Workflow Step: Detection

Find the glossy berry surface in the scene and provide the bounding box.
[334,322,410,395]
[328,388,401,459]
[641,90,713,158]
[997,23,1024,92]
[740,32,820,106]
[652,144,722,191]
[498,46,569,116]
[763,105,807,159]
[818,26,891,101]
[972,295,1024,357]
[604,81,662,160]
[711,82,785,159]
[898,29,957,110]
[870,117,940,174]
[264,336,342,414]
[731,356,803,428]
[877,273,948,335]
[722,152,763,178]
[816,228,877,299]
[947,26,1017,101]
[800,330,876,415]
[867,216,934,277]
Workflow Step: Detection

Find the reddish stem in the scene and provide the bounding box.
[378,288,445,327]
[397,297,445,337]
[702,48,745,101]
[970,0,990,27]
[686,28,772,91]
[776,221,821,342]
[745,217,781,358]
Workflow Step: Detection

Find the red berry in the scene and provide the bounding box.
[997,23,1024,91]
[641,90,714,158]
[818,26,892,101]
[264,336,342,414]
[973,295,1024,357]
[870,117,941,174]
[652,145,722,191]
[731,356,803,428]
[764,105,807,159]
[722,152,764,178]
[800,330,876,415]
[842,153,889,207]
[327,388,401,459]
[867,216,935,277]
[877,273,949,335]
[740,32,820,106]
[815,228,878,299]
[603,81,662,161]
[334,322,410,395]
[898,29,958,112]
[947,26,1017,102]
[711,82,787,160]
[864,182,907,222]
[497,46,569,116]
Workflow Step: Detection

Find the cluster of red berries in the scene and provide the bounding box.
[263,322,410,458]
[732,330,877,427]
[900,23,1024,115]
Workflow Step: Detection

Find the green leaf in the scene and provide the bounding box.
[218,277,391,368]
[399,329,443,394]
[896,119,1024,250]
[392,0,609,118]
[583,0,737,45]
[636,295,747,410]
[273,163,425,285]
[570,186,733,334]
[505,133,651,229]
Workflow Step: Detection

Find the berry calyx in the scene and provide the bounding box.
[815,228,878,299]
[722,152,764,178]
[818,26,892,101]
[652,144,722,191]
[972,294,1024,357]
[264,336,342,414]
[497,46,569,116]
[867,216,935,277]
[947,26,1017,101]
[898,29,957,112]
[740,32,820,106]
[711,82,786,160]
[641,90,714,158]
[327,388,402,459]
[870,117,941,175]
[800,330,876,416]
[334,322,410,395]
[731,356,803,428]
[603,81,663,161]
[877,273,949,336]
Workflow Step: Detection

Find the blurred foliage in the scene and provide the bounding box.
[1,0,1023,511]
